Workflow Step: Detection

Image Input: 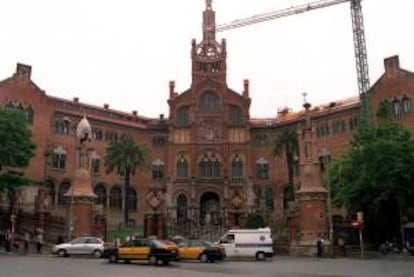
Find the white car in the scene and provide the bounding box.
[52,236,105,258]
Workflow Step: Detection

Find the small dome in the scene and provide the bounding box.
[76,115,92,140]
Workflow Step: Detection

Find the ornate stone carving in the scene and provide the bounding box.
[146,189,162,210]
[198,120,221,142]
[231,191,242,209]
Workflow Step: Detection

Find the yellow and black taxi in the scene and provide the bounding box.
[104,237,178,265]
[176,239,226,262]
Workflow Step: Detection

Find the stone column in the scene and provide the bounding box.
[290,102,327,256]
[65,116,97,239]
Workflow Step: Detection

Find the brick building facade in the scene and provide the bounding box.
[1,2,413,243]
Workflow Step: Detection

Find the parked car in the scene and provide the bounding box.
[176,239,225,262]
[52,236,105,258]
[104,237,178,265]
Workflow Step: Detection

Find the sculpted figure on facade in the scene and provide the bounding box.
[199,121,221,142]
[231,190,243,209]
[76,116,92,170]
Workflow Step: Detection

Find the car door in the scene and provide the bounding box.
[137,239,151,260]
[118,240,135,260]
[69,237,87,255]
[220,234,237,257]
[188,240,203,259]
[178,241,191,259]
[84,237,101,255]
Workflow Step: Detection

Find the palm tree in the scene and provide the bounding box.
[272,127,299,202]
[104,135,148,227]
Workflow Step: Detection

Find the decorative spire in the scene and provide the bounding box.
[203,0,215,41]
[206,0,212,10]
[302,92,311,110]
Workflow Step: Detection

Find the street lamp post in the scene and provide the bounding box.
[319,147,334,258]
[68,186,74,240]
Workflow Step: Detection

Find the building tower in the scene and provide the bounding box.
[166,0,252,238]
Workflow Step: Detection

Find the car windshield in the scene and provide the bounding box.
[151,239,170,247]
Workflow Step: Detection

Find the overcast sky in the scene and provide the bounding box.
[1,0,413,118]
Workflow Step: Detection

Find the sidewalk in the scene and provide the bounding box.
[0,242,53,256]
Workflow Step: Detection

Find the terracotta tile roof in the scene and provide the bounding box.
[250,95,360,128]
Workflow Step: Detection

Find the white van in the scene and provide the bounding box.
[218,227,274,260]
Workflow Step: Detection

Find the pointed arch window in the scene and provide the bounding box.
[255,157,269,179]
[6,102,34,124]
[349,117,359,130]
[392,98,401,116]
[176,155,188,178]
[24,106,34,124]
[176,106,190,127]
[228,105,243,125]
[90,152,101,175]
[58,182,70,205]
[109,186,122,210]
[199,91,219,112]
[152,158,165,179]
[231,154,243,178]
[54,119,70,134]
[51,146,67,170]
[402,96,411,114]
[92,128,103,140]
[127,188,137,211]
[176,194,188,222]
[94,183,107,207]
[199,152,221,178]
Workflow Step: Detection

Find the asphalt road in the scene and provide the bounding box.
[0,254,413,277]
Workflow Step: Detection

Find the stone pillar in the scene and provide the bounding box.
[65,116,97,239]
[290,102,327,256]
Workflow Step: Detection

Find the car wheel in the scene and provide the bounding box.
[108,254,118,263]
[255,252,266,261]
[148,255,158,265]
[93,250,102,258]
[199,253,209,263]
[57,249,67,257]
[162,260,170,265]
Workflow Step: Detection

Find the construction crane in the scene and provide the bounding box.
[216,0,370,123]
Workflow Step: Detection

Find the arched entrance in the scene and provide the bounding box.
[200,192,220,225]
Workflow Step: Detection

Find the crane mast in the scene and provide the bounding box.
[216,0,370,123]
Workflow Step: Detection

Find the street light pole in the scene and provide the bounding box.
[320,147,334,258]
[69,184,74,240]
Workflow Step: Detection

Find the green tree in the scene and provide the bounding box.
[0,107,36,213]
[329,102,414,245]
[272,127,298,202]
[104,135,148,227]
